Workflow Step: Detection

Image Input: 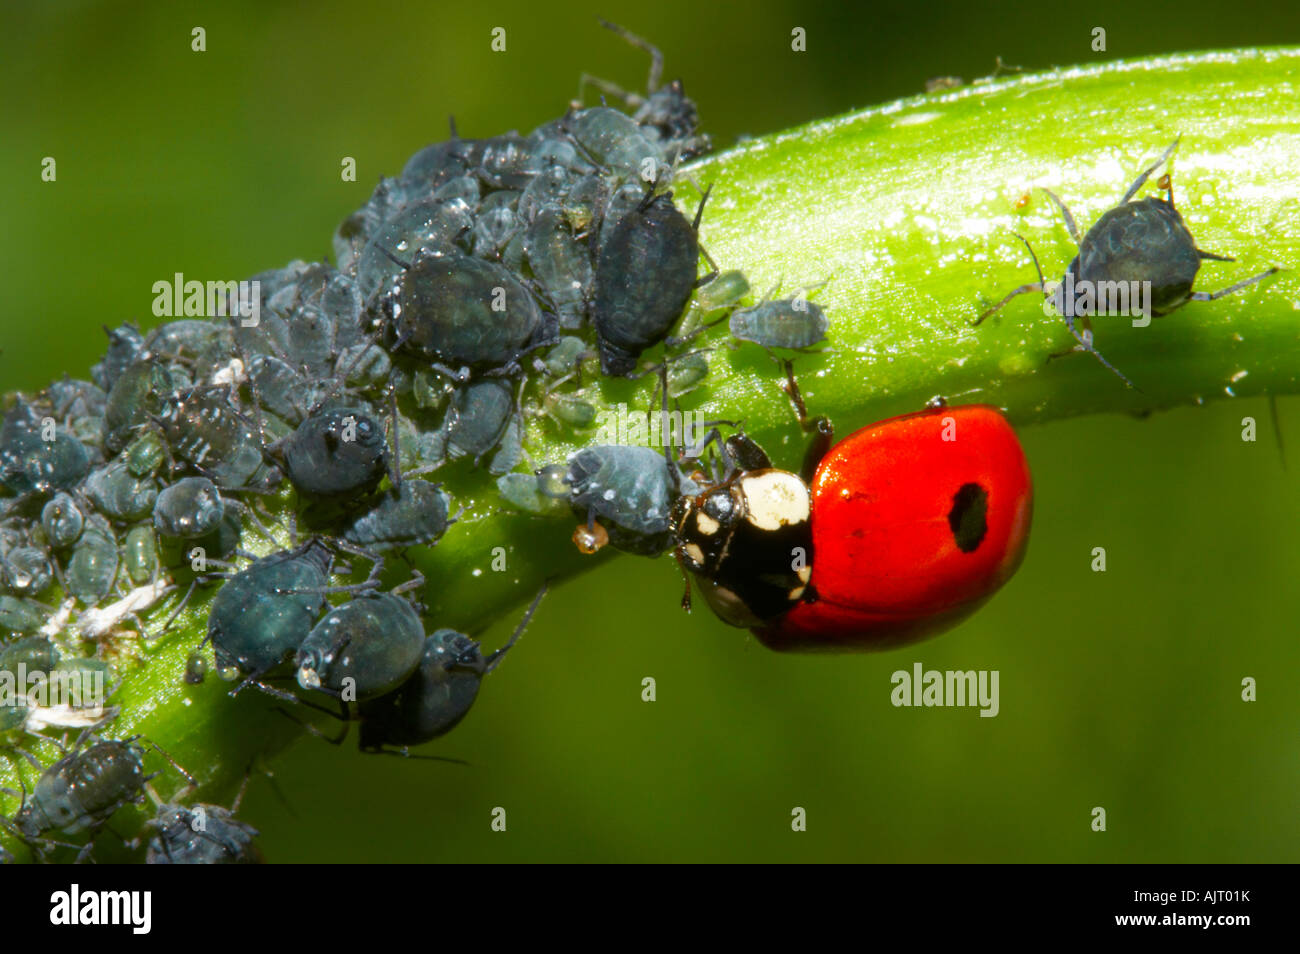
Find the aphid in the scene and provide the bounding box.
[41,493,86,549]
[1,545,53,596]
[0,404,92,496]
[355,198,475,302]
[296,590,426,702]
[9,736,150,860]
[564,444,694,555]
[280,405,389,499]
[84,460,160,523]
[123,430,168,478]
[542,393,598,429]
[122,525,160,586]
[102,359,184,454]
[592,188,713,376]
[90,323,146,392]
[157,386,274,489]
[342,480,452,553]
[976,139,1280,387]
[354,586,546,754]
[564,107,660,182]
[524,207,593,330]
[0,635,60,674]
[673,374,1033,650]
[384,247,554,376]
[420,379,523,475]
[206,539,334,682]
[728,288,829,351]
[0,595,51,633]
[66,514,119,605]
[579,19,710,163]
[145,319,237,370]
[472,189,523,258]
[496,472,569,516]
[145,798,260,865]
[246,354,313,426]
[153,476,226,539]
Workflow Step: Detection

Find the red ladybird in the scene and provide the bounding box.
[672,401,1033,651]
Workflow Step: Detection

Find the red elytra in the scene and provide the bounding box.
[755,404,1033,651]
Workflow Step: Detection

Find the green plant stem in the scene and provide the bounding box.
[4,47,1297,860]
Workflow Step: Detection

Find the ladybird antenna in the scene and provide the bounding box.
[485,582,548,672]
[1121,137,1180,205]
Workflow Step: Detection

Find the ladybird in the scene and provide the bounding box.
[673,394,1033,651]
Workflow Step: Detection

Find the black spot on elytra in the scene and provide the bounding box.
[948,483,988,553]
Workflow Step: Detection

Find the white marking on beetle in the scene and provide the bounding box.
[694,512,721,536]
[740,471,810,531]
[683,543,706,566]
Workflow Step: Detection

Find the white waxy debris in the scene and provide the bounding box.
[76,579,173,638]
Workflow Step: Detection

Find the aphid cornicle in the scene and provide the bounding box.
[976,139,1280,387]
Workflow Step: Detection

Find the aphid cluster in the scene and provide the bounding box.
[4,21,797,863]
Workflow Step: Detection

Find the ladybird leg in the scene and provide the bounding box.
[1189,267,1282,302]
[779,357,831,436]
[1039,189,1081,244]
[1120,137,1180,204]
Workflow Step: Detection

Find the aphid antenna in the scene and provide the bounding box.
[484,582,549,673]
[369,747,470,764]
[274,705,350,746]
[1038,188,1081,244]
[1120,137,1181,205]
[597,18,664,94]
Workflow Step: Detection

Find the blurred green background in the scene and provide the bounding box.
[3,0,1297,861]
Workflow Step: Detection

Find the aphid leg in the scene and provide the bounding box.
[598,17,664,94]
[778,358,834,467]
[973,232,1047,325]
[273,706,350,746]
[1269,394,1287,471]
[1050,316,1138,390]
[695,242,720,288]
[386,385,403,491]
[1120,137,1180,205]
[390,568,426,597]
[484,582,548,673]
[1188,267,1282,303]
